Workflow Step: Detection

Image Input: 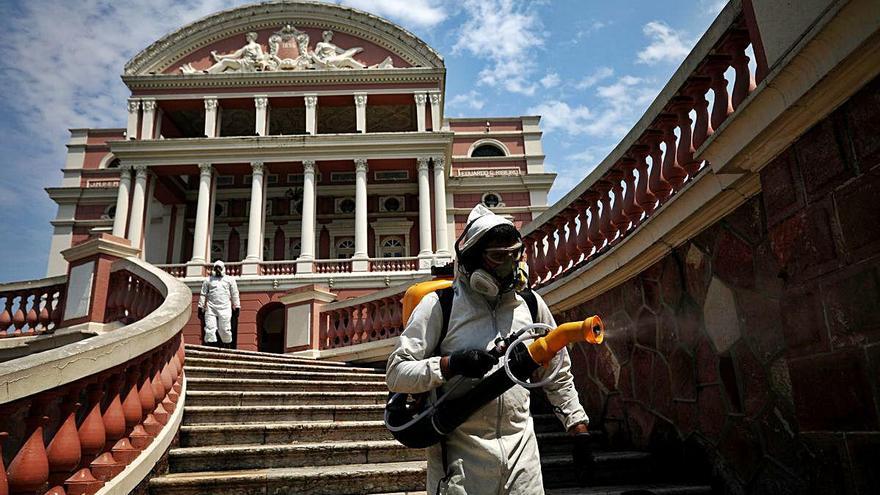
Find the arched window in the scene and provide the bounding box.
[336,238,355,259]
[102,205,116,220]
[471,144,506,157]
[106,158,120,169]
[381,237,405,257]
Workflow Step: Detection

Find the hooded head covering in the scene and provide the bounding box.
[456,204,515,256]
[213,260,225,275]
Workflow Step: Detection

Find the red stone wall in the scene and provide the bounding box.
[555,77,880,493]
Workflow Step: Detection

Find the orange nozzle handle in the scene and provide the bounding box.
[526,316,604,367]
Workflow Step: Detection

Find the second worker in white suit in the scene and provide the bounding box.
[198,260,240,348]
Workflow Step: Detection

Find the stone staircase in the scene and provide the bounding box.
[149,344,714,495]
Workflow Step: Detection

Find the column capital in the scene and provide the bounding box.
[417,157,430,172]
[250,161,265,175]
[354,158,368,173]
[198,163,213,176]
[133,164,149,178]
[414,93,427,105]
[254,96,268,109]
[118,162,133,172]
[141,99,157,112]
[302,159,317,174]
[204,97,218,110]
[304,95,318,109]
[432,156,446,169]
[429,93,442,105]
[127,99,140,113]
[354,93,368,107]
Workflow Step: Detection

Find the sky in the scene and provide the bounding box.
[0,0,727,283]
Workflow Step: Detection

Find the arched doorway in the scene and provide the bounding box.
[257,302,285,353]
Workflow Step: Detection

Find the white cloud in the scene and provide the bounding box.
[576,66,614,89]
[454,0,544,95]
[540,73,561,89]
[338,0,447,28]
[636,21,693,65]
[527,101,592,134]
[448,91,486,112]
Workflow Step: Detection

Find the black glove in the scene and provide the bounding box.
[197,307,205,321]
[448,349,498,378]
[232,308,240,318]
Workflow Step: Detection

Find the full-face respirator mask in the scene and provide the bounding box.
[465,242,524,298]
[454,205,525,298]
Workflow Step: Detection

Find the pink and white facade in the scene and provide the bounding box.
[45,2,554,352]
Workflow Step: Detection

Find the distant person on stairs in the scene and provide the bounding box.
[198,260,240,349]
[386,204,589,495]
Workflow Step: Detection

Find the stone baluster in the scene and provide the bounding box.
[596,180,615,245]
[522,237,536,287]
[620,157,644,228]
[657,114,687,191]
[1,430,9,495]
[12,293,26,336]
[586,191,604,249]
[90,374,124,482]
[607,169,629,238]
[46,388,82,495]
[565,209,580,265]
[553,216,570,273]
[644,130,671,204]
[542,225,560,279]
[573,199,594,259]
[150,354,169,427]
[531,231,548,284]
[0,295,11,335]
[670,96,700,177]
[137,360,159,440]
[685,76,713,149]
[725,30,756,108]
[705,54,734,131]
[7,398,50,495]
[66,383,104,495]
[112,366,142,464]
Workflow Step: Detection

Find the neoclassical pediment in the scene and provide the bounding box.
[125,1,444,76]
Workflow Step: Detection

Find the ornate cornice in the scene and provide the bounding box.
[124,1,444,76]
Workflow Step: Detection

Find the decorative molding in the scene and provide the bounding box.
[429,93,441,105]
[198,163,213,176]
[414,93,427,105]
[304,95,318,109]
[354,93,368,107]
[127,100,141,113]
[141,100,158,112]
[254,96,268,109]
[416,156,430,171]
[250,161,264,175]
[467,138,511,157]
[204,98,218,110]
[354,158,368,173]
[302,159,317,174]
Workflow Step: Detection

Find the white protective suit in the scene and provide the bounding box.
[198,260,240,344]
[386,206,588,495]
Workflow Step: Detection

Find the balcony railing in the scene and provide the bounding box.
[522,1,762,289]
[0,254,192,495]
[157,256,435,279]
[0,276,66,338]
[370,257,420,272]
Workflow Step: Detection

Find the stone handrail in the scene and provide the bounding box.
[317,275,431,349]
[521,0,762,288]
[0,275,67,338]
[0,255,192,495]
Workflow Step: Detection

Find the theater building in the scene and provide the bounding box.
[44,1,555,352]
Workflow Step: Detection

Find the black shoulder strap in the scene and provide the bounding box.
[518,288,539,324]
[433,286,454,357]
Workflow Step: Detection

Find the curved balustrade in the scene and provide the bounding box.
[156,264,186,278]
[369,257,419,272]
[522,3,761,289]
[0,256,191,495]
[0,276,66,338]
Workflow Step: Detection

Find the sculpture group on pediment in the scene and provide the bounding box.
[179,25,395,74]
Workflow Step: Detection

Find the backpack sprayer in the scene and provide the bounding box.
[385,313,605,448]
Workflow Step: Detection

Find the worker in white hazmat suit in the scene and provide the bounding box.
[387,204,589,495]
[198,260,240,348]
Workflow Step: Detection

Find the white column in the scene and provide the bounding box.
[245,162,265,261]
[255,96,268,136]
[352,158,369,271]
[126,100,140,140]
[414,93,427,132]
[417,157,433,260]
[354,93,367,133]
[304,94,318,135]
[127,165,149,251]
[140,99,157,140]
[429,92,442,131]
[432,156,450,257]
[112,165,132,238]
[298,160,318,273]
[204,97,219,138]
[189,163,213,269]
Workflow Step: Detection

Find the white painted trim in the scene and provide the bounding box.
[466,138,511,157]
[95,377,186,495]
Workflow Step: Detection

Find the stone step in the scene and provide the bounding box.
[533,413,567,433]
[185,344,362,367]
[186,390,388,407]
[181,420,391,447]
[184,365,386,382]
[149,460,427,495]
[182,404,385,425]
[185,355,384,374]
[541,451,657,487]
[186,377,388,392]
[544,484,714,494]
[169,440,425,472]
[536,431,604,455]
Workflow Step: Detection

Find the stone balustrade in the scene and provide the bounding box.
[369,257,420,272]
[314,259,353,274]
[0,276,66,338]
[318,287,411,350]
[0,253,192,495]
[521,3,762,289]
[259,261,298,276]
